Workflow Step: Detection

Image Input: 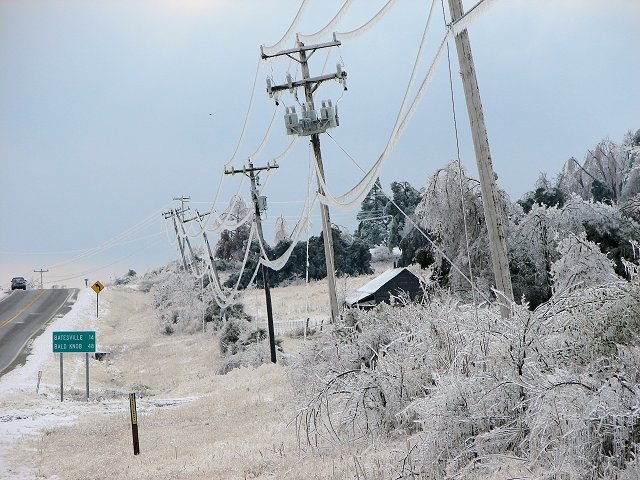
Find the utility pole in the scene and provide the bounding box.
[225,162,278,364]
[163,209,189,271]
[184,210,222,289]
[172,196,190,269]
[447,0,514,318]
[262,35,346,323]
[175,211,201,277]
[172,196,191,221]
[34,269,48,289]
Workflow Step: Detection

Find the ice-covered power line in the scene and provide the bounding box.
[335,0,398,41]
[224,58,264,170]
[326,132,494,306]
[46,237,164,284]
[44,205,169,270]
[313,13,445,211]
[298,0,354,43]
[248,103,282,162]
[261,0,309,56]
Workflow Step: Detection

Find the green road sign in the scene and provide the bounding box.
[53,331,96,353]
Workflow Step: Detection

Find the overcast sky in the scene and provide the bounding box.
[1,0,638,289]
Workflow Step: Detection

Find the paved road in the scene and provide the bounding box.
[0,289,78,376]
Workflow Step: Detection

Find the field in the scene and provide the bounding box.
[0,266,411,479]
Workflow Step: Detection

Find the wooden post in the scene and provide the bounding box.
[448,0,514,318]
[129,393,140,455]
[299,43,340,324]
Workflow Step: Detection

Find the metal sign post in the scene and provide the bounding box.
[60,353,64,402]
[85,352,89,401]
[53,331,96,402]
[91,281,104,318]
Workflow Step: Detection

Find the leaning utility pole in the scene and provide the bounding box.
[224,162,278,364]
[163,209,189,271]
[184,210,223,289]
[448,0,514,318]
[172,196,190,266]
[172,196,191,221]
[175,211,201,277]
[34,269,48,289]
[262,35,346,323]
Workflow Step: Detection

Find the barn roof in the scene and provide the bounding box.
[356,268,414,294]
[345,268,419,307]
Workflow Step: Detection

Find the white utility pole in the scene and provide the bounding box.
[261,36,346,323]
[448,0,514,318]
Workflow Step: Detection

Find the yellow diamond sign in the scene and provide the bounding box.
[91,281,105,294]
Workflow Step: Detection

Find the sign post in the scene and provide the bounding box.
[91,281,104,318]
[53,331,96,402]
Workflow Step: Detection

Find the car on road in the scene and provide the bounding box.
[10,277,27,290]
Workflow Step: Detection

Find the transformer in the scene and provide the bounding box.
[283,99,340,136]
[284,106,301,135]
[258,195,268,213]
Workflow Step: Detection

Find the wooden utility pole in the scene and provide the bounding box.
[184,210,223,290]
[448,0,514,318]
[176,211,201,277]
[172,196,191,221]
[261,37,346,323]
[163,209,189,271]
[34,269,48,289]
[225,162,278,363]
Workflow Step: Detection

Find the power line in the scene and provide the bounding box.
[326,130,495,306]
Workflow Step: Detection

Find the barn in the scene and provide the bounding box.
[345,267,422,309]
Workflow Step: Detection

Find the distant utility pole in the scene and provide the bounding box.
[172,196,191,222]
[224,161,278,364]
[163,209,189,271]
[34,269,48,289]
[172,196,191,267]
[261,34,347,323]
[184,210,222,288]
[175,211,201,277]
[447,0,514,318]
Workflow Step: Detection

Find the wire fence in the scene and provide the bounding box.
[255,316,326,336]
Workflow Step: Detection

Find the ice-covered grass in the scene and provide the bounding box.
[0,282,407,479]
[8,268,627,478]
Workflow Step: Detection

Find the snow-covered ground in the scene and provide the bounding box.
[0,261,442,479]
[0,275,405,479]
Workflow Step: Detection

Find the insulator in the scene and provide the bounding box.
[286,73,293,93]
[266,77,273,97]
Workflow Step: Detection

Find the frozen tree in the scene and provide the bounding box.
[557,133,640,204]
[354,178,391,247]
[415,161,510,296]
[273,215,289,245]
[214,224,250,262]
[509,202,560,307]
[213,195,250,229]
[550,232,616,293]
[292,275,640,477]
[384,180,421,249]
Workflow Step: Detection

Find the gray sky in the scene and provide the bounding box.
[1,0,638,289]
